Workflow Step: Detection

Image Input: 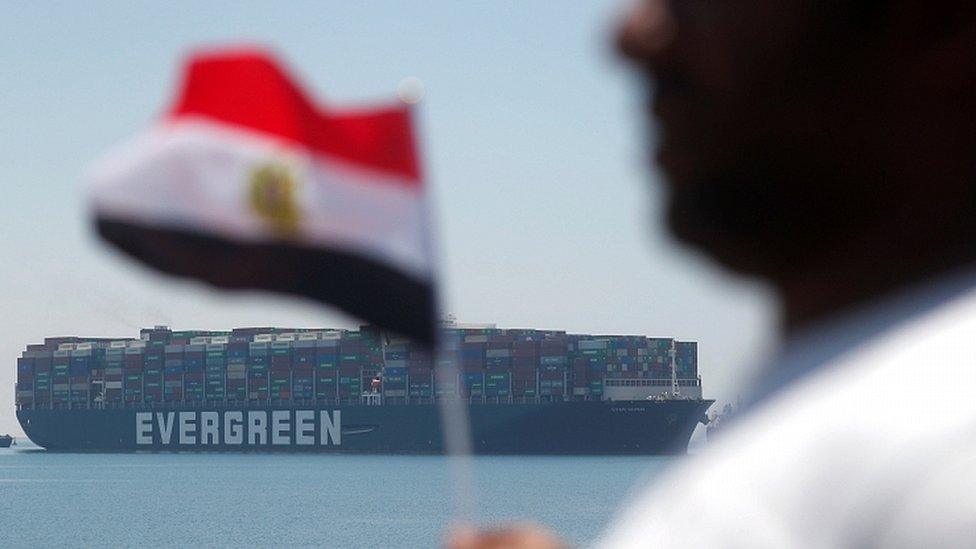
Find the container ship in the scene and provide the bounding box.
[14,323,712,454]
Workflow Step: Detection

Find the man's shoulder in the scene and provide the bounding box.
[765,282,976,441]
[713,283,976,462]
[600,287,976,548]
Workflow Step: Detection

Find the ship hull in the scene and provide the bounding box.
[17,400,711,455]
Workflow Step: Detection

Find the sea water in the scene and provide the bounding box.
[0,444,672,548]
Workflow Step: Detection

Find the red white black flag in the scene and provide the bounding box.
[88,48,437,345]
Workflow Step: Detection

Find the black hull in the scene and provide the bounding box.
[17,400,712,455]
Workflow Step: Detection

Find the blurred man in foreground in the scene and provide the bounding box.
[452,0,976,546]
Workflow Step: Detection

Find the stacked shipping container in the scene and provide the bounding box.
[14,326,700,410]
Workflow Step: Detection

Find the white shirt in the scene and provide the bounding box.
[599,271,976,548]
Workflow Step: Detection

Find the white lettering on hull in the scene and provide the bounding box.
[295,410,315,445]
[179,412,196,444]
[321,410,341,446]
[136,412,152,445]
[224,411,243,445]
[247,411,267,445]
[200,412,219,445]
[157,412,176,444]
[271,411,289,445]
[136,410,343,446]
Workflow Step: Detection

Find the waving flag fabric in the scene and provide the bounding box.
[88,48,437,345]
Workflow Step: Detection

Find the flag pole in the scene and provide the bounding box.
[432,318,477,525]
[403,86,478,526]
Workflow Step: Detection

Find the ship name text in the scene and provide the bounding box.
[135,410,341,446]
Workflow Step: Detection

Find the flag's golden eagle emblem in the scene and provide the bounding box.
[249,162,301,237]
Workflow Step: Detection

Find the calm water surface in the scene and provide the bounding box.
[0,444,672,547]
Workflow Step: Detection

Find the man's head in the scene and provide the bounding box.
[618,0,976,283]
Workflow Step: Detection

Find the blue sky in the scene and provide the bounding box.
[0,1,774,434]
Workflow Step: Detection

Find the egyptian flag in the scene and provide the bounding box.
[87,48,437,345]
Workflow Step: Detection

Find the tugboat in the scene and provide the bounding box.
[0,434,13,448]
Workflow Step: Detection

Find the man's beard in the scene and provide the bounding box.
[664,169,865,279]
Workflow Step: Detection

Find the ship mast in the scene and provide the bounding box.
[669,339,680,398]
[363,327,386,406]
